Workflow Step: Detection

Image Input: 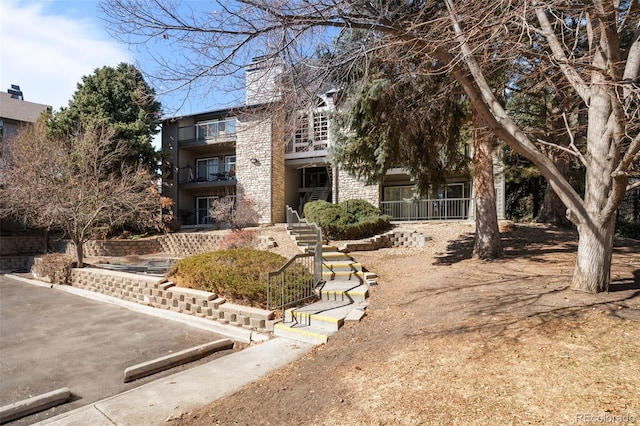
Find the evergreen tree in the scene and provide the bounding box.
[50,63,161,172]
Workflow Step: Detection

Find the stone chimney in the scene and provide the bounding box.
[245,56,283,106]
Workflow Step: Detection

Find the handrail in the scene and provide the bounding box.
[267,206,323,317]
[268,252,313,276]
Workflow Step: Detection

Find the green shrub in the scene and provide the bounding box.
[342,199,383,221]
[166,249,311,309]
[304,199,391,240]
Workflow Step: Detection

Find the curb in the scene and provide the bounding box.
[123,338,234,382]
[0,388,71,424]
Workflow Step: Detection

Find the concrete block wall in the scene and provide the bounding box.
[55,240,163,258]
[0,256,31,272]
[82,239,163,257]
[70,268,275,333]
[55,232,276,259]
[157,233,224,256]
[339,230,430,252]
[0,236,45,255]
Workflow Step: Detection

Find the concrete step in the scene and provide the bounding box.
[273,322,330,345]
[321,251,352,261]
[323,260,363,272]
[295,236,320,245]
[317,280,369,303]
[322,270,365,281]
[290,228,318,236]
[285,300,354,332]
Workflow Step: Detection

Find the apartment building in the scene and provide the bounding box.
[160,60,505,227]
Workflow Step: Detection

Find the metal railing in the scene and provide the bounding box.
[380,198,471,221]
[267,252,316,313]
[178,118,237,143]
[267,206,323,315]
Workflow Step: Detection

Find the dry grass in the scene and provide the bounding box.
[172,223,640,425]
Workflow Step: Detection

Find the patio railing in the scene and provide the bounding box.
[380,198,472,221]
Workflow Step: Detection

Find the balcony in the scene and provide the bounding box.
[285,138,329,160]
[176,168,237,190]
[178,118,237,147]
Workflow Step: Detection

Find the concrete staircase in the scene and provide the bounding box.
[289,225,323,251]
[274,245,377,345]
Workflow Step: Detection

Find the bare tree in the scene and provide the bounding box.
[0,118,163,267]
[208,193,259,230]
[102,0,639,293]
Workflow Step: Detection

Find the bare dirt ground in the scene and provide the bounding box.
[172,222,639,426]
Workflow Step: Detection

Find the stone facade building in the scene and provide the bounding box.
[160,61,505,227]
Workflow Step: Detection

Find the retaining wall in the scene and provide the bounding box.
[0,256,32,272]
[338,230,430,252]
[56,232,275,259]
[70,268,276,333]
[0,235,45,256]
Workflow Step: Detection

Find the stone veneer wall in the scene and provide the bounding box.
[335,169,380,206]
[236,113,278,224]
[71,268,276,333]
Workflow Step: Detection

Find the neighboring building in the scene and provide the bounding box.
[161,61,505,227]
[0,85,52,232]
[0,85,51,151]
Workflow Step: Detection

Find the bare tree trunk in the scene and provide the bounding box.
[572,217,615,293]
[473,115,502,260]
[570,77,618,293]
[74,239,84,268]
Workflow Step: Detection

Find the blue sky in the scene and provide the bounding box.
[0,0,237,116]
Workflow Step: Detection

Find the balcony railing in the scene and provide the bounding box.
[380,198,472,221]
[176,168,236,185]
[285,139,329,155]
[178,118,237,144]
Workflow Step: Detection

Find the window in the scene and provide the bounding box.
[313,112,328,150]
[436,183,467,199]
[384,186,414,202]
[293,115,310,151]
[196,157,219,181]
[196,196,218,224]
[224,155,236,174]
[289,109,330,153]
[196,195,236,224]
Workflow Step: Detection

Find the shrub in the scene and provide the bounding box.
[218,230,259,249]
[304,199,391,240]
[166,249,311,308]
[34,253,76,285]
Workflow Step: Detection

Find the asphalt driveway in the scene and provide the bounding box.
[0,275,231,425]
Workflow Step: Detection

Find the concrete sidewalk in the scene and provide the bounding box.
[35,337,313,425]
